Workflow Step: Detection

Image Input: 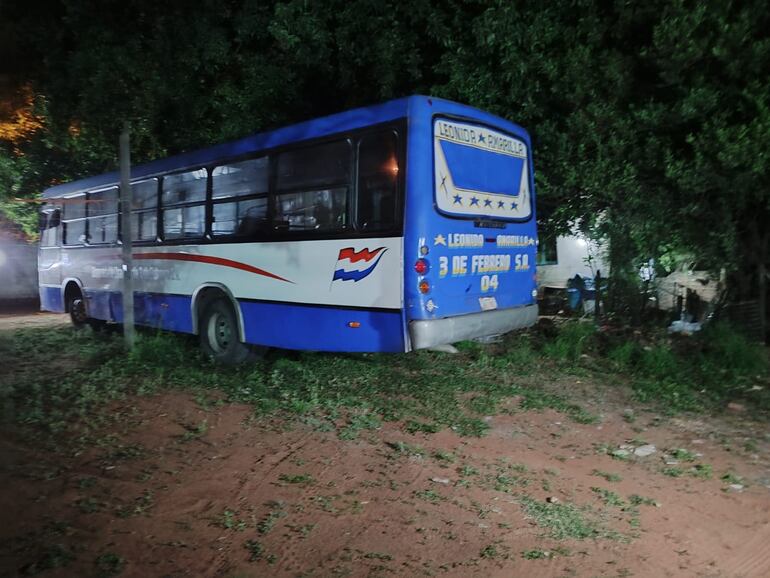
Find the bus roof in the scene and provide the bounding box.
[42,95,527,198]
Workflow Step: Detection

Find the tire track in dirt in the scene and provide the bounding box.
[196,431,318,577]
[722,520,770,577]
[264,440,381,575]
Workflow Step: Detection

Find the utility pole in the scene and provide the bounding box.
[119,123,135,349]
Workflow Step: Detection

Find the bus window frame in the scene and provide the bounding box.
[431,113,535,225]
[61,193,88,246]
[272,138,354,235]
[160,168,209,242]
[86,186,119,245]
[39,205,61,247]
[45,119,407,248]
[210,156,271,239]
[355,129,401,234]
[129,178,161,244]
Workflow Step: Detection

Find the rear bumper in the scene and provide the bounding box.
[408,304,538,350]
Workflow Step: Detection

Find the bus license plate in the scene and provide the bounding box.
[479,297,498,311]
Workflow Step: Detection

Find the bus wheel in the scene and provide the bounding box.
[199,299,254,364]
[69,295,89,328]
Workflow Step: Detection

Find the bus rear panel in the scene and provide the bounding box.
[403,98,538,350]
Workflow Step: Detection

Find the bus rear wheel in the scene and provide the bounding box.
[68,294,89,328]
[67,289,107,331]
[199,299,255,364]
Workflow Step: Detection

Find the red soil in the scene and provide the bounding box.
[1,391,769,577]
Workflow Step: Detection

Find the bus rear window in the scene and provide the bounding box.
[433,119,531,221]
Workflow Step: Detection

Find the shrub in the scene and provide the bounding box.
[542,321,596,362]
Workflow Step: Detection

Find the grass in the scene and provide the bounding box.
[116,490,154,518]
[542,321,596,362]
[218,509,247,531]
[591,469,623,482]
[22,544,76,574]
[522,549,548,559]
[662,463,712,479]
[386,441,425,457]
[244,540,264,562]
[720,471,744,485]
[279,473,315,486]
[414,489,444,503]
[604,322,769,411]
[670,448,697,462]
[519,496,619,541]
[591,487,625,507]
[663,467,684,478]
[480,543,508,559]
[257,503,287,535]
[432,450,456,464]
[1,318,765,447]
[628,494,658,507]
[181,419,209,442]
[0,325,601,442]
[94,552,125,577]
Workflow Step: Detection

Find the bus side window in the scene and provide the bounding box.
[274,140,352,232]
[162,169,207,240]
[87,187,118,244]
[40,207,61,247]
[62,194,87,245]
[211,158,269,237]
[357,131,398,231]
[130,179,159,242]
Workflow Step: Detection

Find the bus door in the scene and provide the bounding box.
[38,204,62,309]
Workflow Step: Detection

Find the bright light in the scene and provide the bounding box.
[576,238,588,247]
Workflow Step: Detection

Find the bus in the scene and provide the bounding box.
[38,96,538,362]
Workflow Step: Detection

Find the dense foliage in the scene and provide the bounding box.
[1,0,768,317]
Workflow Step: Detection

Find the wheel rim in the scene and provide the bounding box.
[71,298,87,324]
[207,311,233,353]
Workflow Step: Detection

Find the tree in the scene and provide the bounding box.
[647,0,770,331]
[1,0,767,333]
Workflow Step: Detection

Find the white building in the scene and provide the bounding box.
[537,233,608,290]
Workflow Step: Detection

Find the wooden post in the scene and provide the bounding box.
[119,123,135,349]
[759,231,768,343]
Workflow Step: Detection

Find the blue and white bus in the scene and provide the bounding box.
[38,96,538,362]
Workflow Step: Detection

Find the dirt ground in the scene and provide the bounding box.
[0,310,68,331]
[1,382,769,578]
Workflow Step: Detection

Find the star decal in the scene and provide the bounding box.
[470,196,480,206]
[434,234,447,246]
[510,201,518,210]
[483,199,493,207]
[478,134,486,144]
[453,194,463,205]
[497,200,505,209]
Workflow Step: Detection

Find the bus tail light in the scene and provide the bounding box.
[418,280,430,294]
[348,321,361,328]
[414,258,429,275]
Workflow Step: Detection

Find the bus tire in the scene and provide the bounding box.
[199,299,254,364]
[68,294,89,328]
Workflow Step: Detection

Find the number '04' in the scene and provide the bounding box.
[481,274,499,293]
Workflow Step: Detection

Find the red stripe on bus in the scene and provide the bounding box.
[337,247,385,263]
[133,252,294,284]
